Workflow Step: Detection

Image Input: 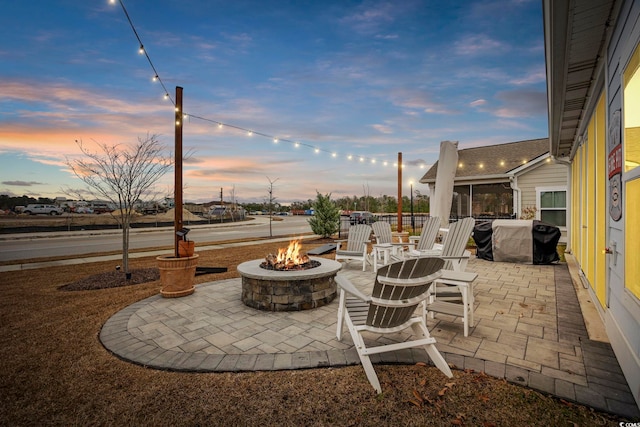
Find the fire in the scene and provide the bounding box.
[262,239,312,270]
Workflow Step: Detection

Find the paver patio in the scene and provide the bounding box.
[100,256,640,418]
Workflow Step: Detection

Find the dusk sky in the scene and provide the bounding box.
[0,0,548,204]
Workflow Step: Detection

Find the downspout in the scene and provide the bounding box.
[509,175,520,219]
[552,156,572,253]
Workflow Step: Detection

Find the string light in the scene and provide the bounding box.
[111,0,431,173]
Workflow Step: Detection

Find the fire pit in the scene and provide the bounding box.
[238,240,341,311]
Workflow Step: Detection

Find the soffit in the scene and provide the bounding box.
[544,0,618,158]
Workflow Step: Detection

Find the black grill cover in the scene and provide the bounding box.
[473,221,494,261]
[532,220,561,264]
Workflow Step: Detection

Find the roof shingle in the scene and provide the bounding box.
[420,138,549,183]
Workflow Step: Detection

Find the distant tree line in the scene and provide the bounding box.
[275,192,430,214]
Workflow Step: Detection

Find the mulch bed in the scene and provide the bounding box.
[58,268,160,291]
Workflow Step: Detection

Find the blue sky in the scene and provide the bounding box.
[0,0,547,204]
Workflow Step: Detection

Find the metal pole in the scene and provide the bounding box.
[174,86,183,257]
[397,152,402,233]
[410,183,415,232]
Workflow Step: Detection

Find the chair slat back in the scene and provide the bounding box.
[371,221,393,244]
[346,224,372,251]
[366,257,444,328]
[416,216,440,250]
[440,217,475,269]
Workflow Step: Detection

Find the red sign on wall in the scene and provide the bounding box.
[608,143,622,179]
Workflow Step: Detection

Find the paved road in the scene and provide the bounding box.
[0,216,315,262]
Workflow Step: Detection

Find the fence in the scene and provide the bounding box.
[337,213,516,238]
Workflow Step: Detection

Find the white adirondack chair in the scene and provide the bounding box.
[406,216,440,254]
[371,221,403,268]
[335,224,372,271]
[335,257,453,393]
[413,217,477,336]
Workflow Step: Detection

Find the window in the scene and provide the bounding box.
[537,187,567,227]
[624,42,640,173]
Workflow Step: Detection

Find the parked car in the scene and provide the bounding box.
[22,204,64,215]
[349,211,376,225]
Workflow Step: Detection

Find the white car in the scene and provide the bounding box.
[22,204,64,215]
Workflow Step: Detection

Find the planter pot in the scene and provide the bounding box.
[157,254,199,298]
[178,240,195,257]
[392,231,409,243]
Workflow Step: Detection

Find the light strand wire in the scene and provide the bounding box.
[112,0,423,169]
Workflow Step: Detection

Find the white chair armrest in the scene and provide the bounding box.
[439,269,477,283]
[335,274,371,302]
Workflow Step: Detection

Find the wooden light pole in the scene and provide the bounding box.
[174,86,183,257]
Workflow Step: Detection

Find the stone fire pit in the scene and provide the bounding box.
[238,257,341,311]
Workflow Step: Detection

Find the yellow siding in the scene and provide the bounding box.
[574,145,583,264]
[587,116,596,288]
[595,94,607,306]
[581,143,588,270]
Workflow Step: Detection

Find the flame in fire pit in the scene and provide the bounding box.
[261,239,319,271]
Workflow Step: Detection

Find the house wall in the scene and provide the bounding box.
[516,161,568,212]
[593,0,640,407]
[514,161,568,240]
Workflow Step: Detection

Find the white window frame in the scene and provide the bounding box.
[536,186,567,230]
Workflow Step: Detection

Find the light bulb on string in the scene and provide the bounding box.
[113,0,433,177]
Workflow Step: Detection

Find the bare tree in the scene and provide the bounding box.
[266,176,279,237]
[66,134,173,277]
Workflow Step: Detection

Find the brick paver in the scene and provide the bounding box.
[100,257,640,418]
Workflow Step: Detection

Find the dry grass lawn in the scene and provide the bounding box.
[0,237,629,426]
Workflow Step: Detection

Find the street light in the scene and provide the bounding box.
[409,180,415,232]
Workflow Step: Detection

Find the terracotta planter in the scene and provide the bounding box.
[157,254,199,298]
[392,231,409,244]
[178,240,195,257]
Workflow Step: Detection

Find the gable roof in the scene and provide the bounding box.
[419,138,549,183]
